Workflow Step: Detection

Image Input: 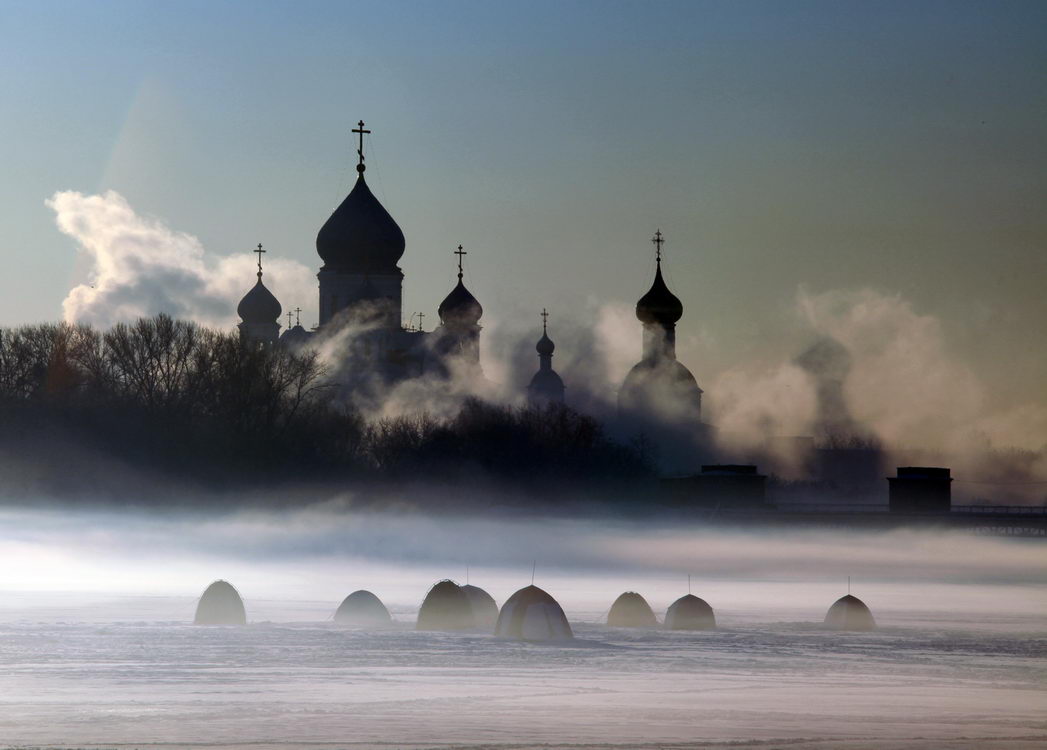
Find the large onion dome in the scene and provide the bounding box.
[438,277,483,326]
[237,278,281,324]
[316,173,405,274]
[636,262,683,326]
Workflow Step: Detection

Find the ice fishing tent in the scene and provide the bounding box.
[664,594,716,630]
[416,580,476,630]
[461,584,499,630]
[194,580,247,625]
[495,585,573,641]
[607,591,658,627]
[824,594,876,631]
[334,590,392,627]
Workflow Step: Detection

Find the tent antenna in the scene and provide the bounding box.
[688,574,691,595]
[531,560,536,585]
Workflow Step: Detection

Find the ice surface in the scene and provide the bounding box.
[0,593,1044,750]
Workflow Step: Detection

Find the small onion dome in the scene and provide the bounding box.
[316,174,405,274]
[334,590,392,627]
[495,585,573,641]
[536,331,555,356]
[664,594,716,630]
[416,580,476,631]
[636,263,683,326]
[607,591,658,628]
[237,279,281,324]
[824,594,876,631]
[438,278,483,326]
[194,580,247,625]
[461,584,499,630]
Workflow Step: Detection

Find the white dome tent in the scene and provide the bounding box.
[495,585,573,641]
[334,590,392,627]
[194,580,247,625]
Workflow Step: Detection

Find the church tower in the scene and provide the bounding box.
[315,121,404,330]
[528,308,565,404]
[619,231,702,423]
[434,245,483,378]
[237,243,282,348]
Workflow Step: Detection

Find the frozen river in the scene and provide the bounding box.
[1,589,1045,750]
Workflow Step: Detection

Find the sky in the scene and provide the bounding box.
[1,0,1045,446]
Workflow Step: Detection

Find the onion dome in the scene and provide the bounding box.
[316,173,405,274]
[607,591,658,628]
[495,585,573,641]
[664,593,716,630]
[636,261,683,326]
[438,276,483,325]
[824,594,876,631]
[334,590,392,627]
[237,278,281,324]
[536,331,555,356]
[194,580,247,625]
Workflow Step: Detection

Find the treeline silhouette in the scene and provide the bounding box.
[0,315,652,501]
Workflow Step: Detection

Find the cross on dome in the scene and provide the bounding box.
[255,243,266,278]
[541,307,549,334]
[352,120,371,173]
[651,230,665,263]
[454,244,467,279]
[294,307,302,326]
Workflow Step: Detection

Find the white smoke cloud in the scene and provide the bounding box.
[48,190,315,329]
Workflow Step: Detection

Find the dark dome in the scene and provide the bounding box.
[438,279,483,325]
[316,174,405,274]
[461,584,499,630]
[636,264,683,326]
[416,580,476,631]
[495,585,573,641]
[279,324,311,347]
[334,590,392,627]
[194,580,247,625]
[529,368,564,393]
[664,594,715,630]
[607,591,658,628]
[237,279,281,324]
[824,594,876,631]
[536,332,555,356]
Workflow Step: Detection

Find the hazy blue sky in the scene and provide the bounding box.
[1,0,1045,434]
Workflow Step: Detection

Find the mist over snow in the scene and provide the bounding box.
[48,190,315,329]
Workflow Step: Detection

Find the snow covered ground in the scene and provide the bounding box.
[1,590,1044,750]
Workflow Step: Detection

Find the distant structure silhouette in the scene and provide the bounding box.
[527,308,565,404]
[664,593,716,630]
[495,585,573,641]
[461,584,499,630]
[607,591,658,627]
[824,593,876,631]
[236,244,281,348]
[334,590,392,627]
[194,580,247,625]
[416,580,476,631]
[236,121,487,389]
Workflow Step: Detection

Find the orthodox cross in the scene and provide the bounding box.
[540,307,549,334]
[454,244,467,278]
[417,311,425,330]
[294,307,302,326]
[352,120,371,170]
[286,311,294,328]
[651,230,664,263]
[255,243,265,277]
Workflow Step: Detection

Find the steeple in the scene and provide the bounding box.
[528,307,565,404]
[438,245,483,326]
[435,244,484,376]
